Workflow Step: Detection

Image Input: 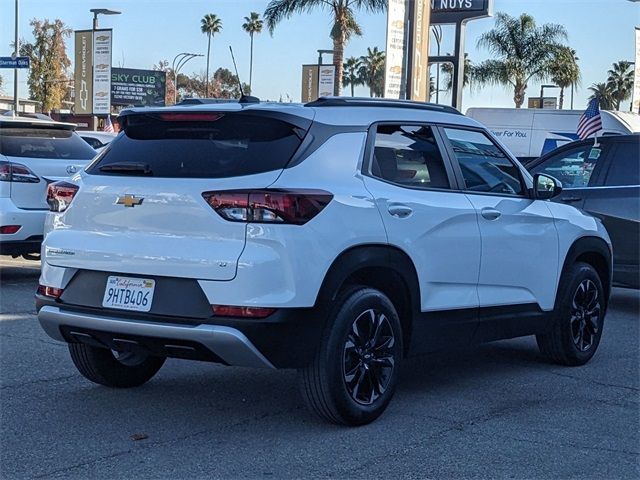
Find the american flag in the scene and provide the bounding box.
[103,115,115,133]
[577,98,602,139]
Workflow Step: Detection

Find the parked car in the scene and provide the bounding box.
[79,131,117,150]
[0,116,97,258]
[36,98,612,425]
[528,134,639,289]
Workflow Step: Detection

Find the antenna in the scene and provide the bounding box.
[228,46,259,104]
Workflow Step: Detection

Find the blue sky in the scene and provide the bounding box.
[1,0,638,111]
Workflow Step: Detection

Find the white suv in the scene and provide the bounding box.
[0,116,97,258]
[36,98,612,425]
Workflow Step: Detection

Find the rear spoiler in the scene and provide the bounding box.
[0,119,77,131]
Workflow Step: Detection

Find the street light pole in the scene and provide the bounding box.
[13,0,19,116]
[171,53,203,104]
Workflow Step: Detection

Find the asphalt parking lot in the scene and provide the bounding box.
[1,257,638,479]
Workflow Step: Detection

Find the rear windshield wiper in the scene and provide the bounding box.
[99,162,153,175]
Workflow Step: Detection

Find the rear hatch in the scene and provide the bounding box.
[44,108,312,280]
[0,121,96,209]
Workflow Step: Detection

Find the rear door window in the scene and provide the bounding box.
[604,141,640,186]
[88,112,306,178]
[0,128,96,160]
[369,124,451,189]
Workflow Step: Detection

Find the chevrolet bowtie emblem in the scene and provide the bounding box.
[116,194,144,208]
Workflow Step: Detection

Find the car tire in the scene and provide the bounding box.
[299,286,403,426]
[68,343,165,388]
[537,262,606,366]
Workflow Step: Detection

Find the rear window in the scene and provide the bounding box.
[0,128,97,160]
[88,112,306,178]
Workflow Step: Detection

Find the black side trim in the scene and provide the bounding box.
[474,303,552,343]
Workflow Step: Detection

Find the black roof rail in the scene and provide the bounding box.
[304,96,461,115]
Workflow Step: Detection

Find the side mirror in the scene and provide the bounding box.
[533,173,563,200]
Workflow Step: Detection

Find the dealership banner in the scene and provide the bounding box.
[318,65,335,98]
[301,65,319,102]
[384,0,407,99]
[92,29,112,115]
[301,64,334,102]
[633,27,640,114]
[74,30,93,114]
[410,0,431,102]
[111,68,166,107]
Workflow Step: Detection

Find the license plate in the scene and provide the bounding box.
[102,276,155,312]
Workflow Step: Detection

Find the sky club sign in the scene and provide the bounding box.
[430,0,492,23]
[111,68,166,107]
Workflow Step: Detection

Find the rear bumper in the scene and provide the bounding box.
[0,237,43,256]
[0,198,46,253]
[39,305,276,369]
[36,298,325,369]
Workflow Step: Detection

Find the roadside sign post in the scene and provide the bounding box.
[429,0,494,109]
[13,0,19,115]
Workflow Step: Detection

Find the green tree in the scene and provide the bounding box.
[588,82,615,110]
[201,13,223,97]
[606,60,634,110]
[211,67,250,98]
[242,12,263,90]
[19,18,72,113]
[264,0,386,96]
[549,47,580,109]
[359,47,385,97]
[474,12,567,108]
[343,56,363,96]
[153,59,176,105]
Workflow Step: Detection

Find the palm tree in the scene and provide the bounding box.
[549,47,580,109]
[474,12,568,108]
[343,56,363,96]
[588,82,616,110]
[201,13,223,97]
[264,0,386,96]
[441,53,473,93]
[242,12,263,90]
[359,47,385,97]
[606,61,634,110]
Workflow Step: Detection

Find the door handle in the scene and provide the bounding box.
[481,207,501,221]
[387,204,413,218]
[561,196,582,203]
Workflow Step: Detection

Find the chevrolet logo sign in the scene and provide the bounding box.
[116,195,144,208]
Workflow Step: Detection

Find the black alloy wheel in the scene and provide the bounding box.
[570,279,601,352]
[342,308,396,405]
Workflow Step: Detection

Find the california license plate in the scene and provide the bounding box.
[102,276,155,312]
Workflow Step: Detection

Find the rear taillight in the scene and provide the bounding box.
[0,225,21,234]
[37,285,64,299]
[47,181,79,212]
[211,305,276,318]
[202,189,333,225]
[0,161,40,183]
